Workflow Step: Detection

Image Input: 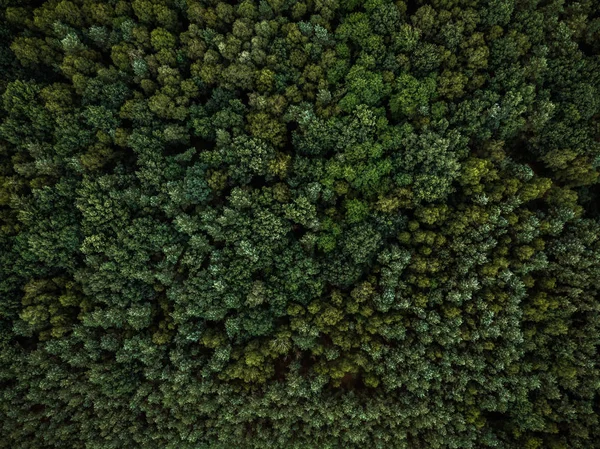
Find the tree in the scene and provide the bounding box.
[1,0,600,448]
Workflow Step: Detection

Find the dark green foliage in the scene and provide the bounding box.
[1,0,599,448]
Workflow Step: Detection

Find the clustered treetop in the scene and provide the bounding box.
[0,0,599,448]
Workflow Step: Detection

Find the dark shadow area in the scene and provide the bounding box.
[241,92,250,107]
[150,252,165,264]
[191,136,216,153]
[286,121,299,133]
[578,40,596,58]
[248,175,268,190]
[484,410,508,430]
[273,356,291,381]
[289,224,306,240]
[524,197,549,215]
[406,0,420,16]
[284,121,298,155]
[120,118,133,129]
[339,372,366,391]
[24,0,47,8]
[162,141,192,157]
[505,137,555,179]
[104,144,137,175]
[13,334,39,352]
[576,183,600,218]
[299,352,315,377]
[30,403,52,423]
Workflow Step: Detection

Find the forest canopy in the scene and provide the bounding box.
[0,0,599,448]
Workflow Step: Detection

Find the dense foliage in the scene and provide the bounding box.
[1,0,599,447]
